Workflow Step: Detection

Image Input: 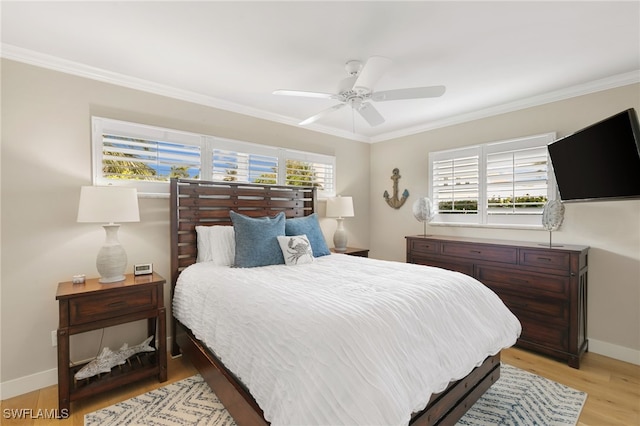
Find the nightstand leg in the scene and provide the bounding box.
[157,307,167,382]
[57,328,70,413]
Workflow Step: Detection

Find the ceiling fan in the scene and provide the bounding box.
[273,56,446,127]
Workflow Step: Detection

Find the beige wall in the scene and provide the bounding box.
[370,84,640,361]
[0,59,370,397]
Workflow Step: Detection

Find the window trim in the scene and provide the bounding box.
[428,132,557,229]
[92,117,336,197]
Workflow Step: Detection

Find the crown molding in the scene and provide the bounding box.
[0,44,369,142]
[372,70,640,143]
[3,44,637,144]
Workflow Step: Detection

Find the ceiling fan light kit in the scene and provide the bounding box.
[273,56,446,128]
[345,59,363,76]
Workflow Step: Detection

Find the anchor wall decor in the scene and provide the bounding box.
[383,168,409,209]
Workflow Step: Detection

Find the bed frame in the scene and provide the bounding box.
[169,178,501,426]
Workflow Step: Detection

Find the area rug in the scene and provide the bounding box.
[84,364,587,426]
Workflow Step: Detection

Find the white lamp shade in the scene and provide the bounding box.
[326,196,354,218]
[77,186,140,223]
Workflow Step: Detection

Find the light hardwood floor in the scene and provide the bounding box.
[2,348,638,425]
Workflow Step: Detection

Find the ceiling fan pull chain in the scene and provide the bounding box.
[351,107,355,133]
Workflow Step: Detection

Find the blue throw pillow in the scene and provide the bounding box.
[285,213,331,257]
[230,211,286,267]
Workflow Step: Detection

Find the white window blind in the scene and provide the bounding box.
[432,154,480,213]
[102,135,201,181]
[92,117,336,196]
[430,146,480,224]
[212,149,279,184]
[210,138,280,184]
[429,133,556,227]
[284,150,335,196]
[486,146,549,215]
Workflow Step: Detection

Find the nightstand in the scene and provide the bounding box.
[330,247,370,257]
[56,272,167,413]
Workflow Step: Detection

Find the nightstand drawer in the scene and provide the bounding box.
[69,286,158,325]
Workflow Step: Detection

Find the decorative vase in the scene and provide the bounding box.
[412,197,435,236]
[541,200,565,247]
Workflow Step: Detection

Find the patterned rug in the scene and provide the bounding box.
[85,364,586,426]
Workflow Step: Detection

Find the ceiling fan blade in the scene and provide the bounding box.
[371,85,446,102]
[299,103,346,126]
[273,89,338,100]
[357,102,385,127]
[353,56,393,92]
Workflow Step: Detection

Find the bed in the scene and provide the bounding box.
[169,178,521,426]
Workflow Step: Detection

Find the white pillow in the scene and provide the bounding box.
[277,235,314,266]
[195,225,235,266]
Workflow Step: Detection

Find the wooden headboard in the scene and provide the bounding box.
[169,178,317,290]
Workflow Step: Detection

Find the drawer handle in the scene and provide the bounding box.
[107,301,128,309]
[470,250,482,254]
[537,257,552,262]
[512,278,530,285]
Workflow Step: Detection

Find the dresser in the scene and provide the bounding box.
[406,235,589,368]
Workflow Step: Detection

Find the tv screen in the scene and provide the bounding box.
[548,108,640,202]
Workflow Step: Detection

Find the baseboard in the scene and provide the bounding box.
[1,336,175,401]
[1,367,58,400]
[589,339,640,365]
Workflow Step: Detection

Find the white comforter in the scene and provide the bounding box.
[173,254,521,426]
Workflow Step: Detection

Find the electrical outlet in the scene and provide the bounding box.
[51,330,57,347]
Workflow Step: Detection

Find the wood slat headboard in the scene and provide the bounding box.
[169,178,317,289]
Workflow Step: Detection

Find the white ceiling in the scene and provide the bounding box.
[2,1,639,142]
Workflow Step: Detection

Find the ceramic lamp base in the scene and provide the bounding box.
[97,224,127,283]
[333,218,348,252]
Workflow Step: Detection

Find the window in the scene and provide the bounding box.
[210,137,280,184]
[92,117,336,196]
[429,133,556,227]
[284,149,335,193]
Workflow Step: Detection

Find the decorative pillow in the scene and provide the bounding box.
[277,235,314,266]
[195,225,235,266]
[285,213,331,257]
[230,211,286,267]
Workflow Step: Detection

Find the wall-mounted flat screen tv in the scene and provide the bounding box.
[548,108,640,202]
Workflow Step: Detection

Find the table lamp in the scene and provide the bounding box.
[77,186,140,283]
[326,196,354,252]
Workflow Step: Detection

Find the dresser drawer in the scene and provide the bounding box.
[412,256,474,276]
[519,318,568,352]
[500,293,569,324]
[519,249,570,272]
[476,266,569,298]
[409,238,438,255]
[441,242,517,264]
[69,285,158,326]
